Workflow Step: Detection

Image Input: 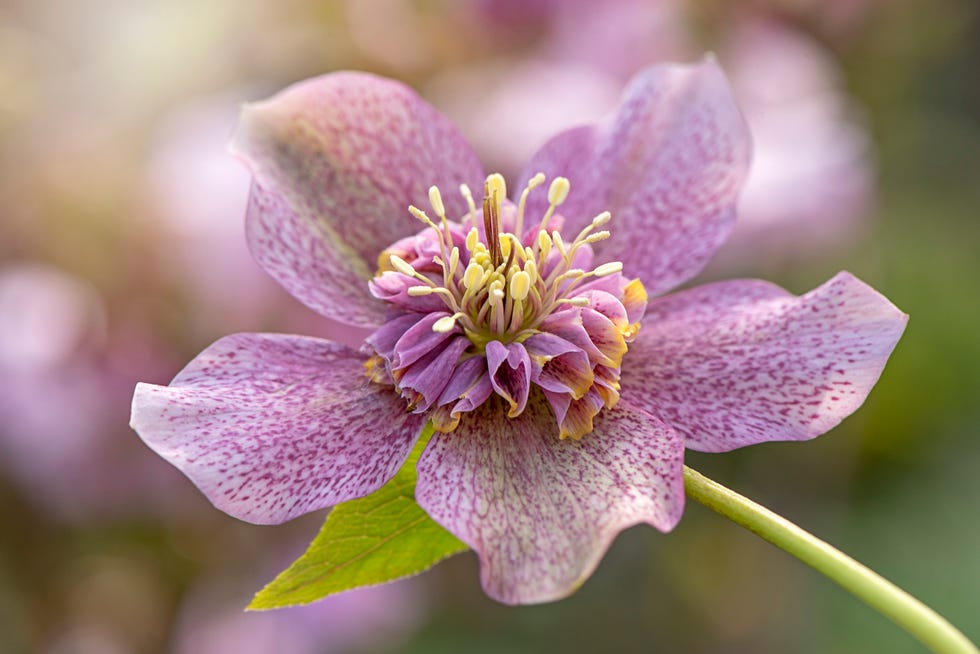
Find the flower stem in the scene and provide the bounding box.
[683,465,978,654]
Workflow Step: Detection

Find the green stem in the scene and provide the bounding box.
[683,466,978,654]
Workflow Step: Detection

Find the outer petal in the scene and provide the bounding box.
[130,333,425,524]
[519,59,751,296]
[620,272,907,452]
[232,72,485,327]
[416,395,685,604]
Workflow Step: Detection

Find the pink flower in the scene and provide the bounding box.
[0,263,183,521]
[171,546,425,654]
[709,19,875,267]
[130,60,906,604]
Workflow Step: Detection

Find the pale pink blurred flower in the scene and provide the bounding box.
[344,0,439,73]
[709,19,874,269]
[0,262,185,520]
[426,61,622,179]
[437,1,875,268]
[539,0,691,79]
[171,550,426,654]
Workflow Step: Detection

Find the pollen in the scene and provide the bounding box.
[389,254,416,277]
[509,270,531,301]
[547,176,570,206]
[428,185,446,218]
[432,315,459,333]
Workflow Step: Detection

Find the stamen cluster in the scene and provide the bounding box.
[366,173,647,439]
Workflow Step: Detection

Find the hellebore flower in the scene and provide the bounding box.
[131,59,906,604]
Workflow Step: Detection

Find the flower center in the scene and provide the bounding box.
[366,173,647,440]
[383,174,624,348]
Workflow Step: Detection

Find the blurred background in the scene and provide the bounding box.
[1,0,978,652]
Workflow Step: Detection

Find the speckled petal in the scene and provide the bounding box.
[232,72,485,327]
[130,333,424,524]
[416,395,685,605]
[620,272,907,452]
[519,59,751,296]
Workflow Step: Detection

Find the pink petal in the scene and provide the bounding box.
[715,19,874,268]
[620,272,907,452]
[485,340,532,417]
[524,332,594,398]
[232,72,485,327]
[416,395,684,604]
[520,59,751,296]
[391,311,457,370]
[397,334,471,412]
[130,333,424,524]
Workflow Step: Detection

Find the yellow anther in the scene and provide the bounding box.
[472,250,490,267]
[463,262,485,289]
[449,246,459,272]
[537,230,552,257]
[465,227,479,253]
[560,297,591,307]
[407,286,435,296]
[564,268,586,278]
[547,176,570,206]
[592,211,612,227]
[509,270,531,301]
[516,172,547,237]
[389,254,416,277]
[408,205,434,226]
[488,279,505,304]
[428,185,446,218]
[460,183,477,218]
[432,315,458,333]
[523,258,538,280]
[486,173,507,203]
[553,231,567,256]
[585,230,611,243]
[594,261,623,277]
[500,235,512,260]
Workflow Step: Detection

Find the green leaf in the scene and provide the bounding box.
[248,424,468,609]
